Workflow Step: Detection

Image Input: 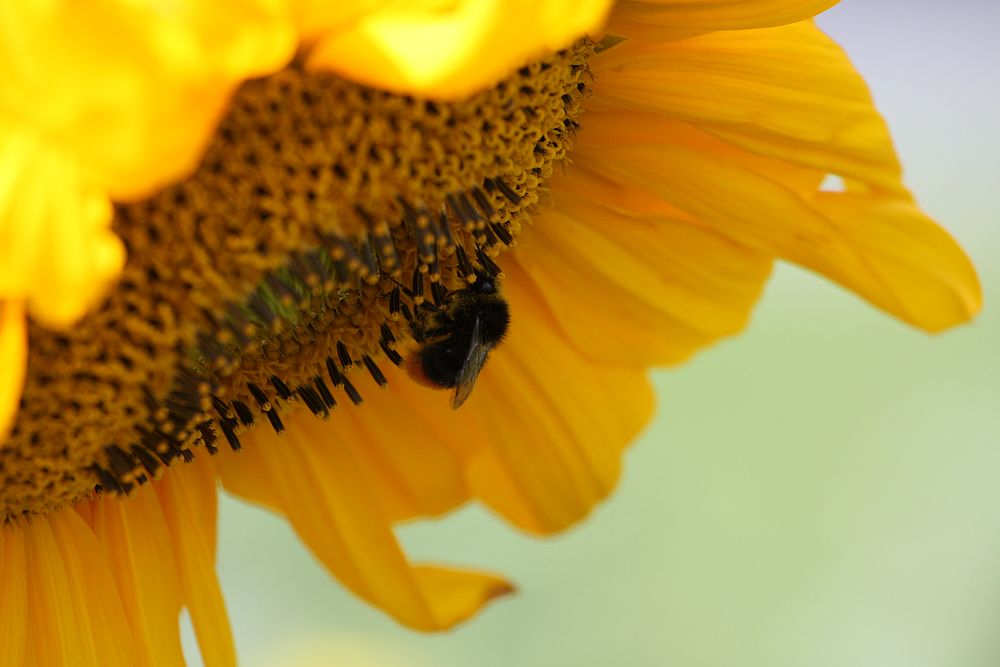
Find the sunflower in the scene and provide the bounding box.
[0,0,981,664]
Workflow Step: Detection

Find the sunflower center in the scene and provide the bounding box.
[1,41,594,521]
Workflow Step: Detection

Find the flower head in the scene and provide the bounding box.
[0,0,981,664]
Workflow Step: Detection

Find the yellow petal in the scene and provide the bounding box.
[290,0,388,43]
[0,523,27,666]
[166,0,297,79]
[24,509,137,666]
[88,487,185,667]
[0,127,124,327]
[518,184,772,365]
[590,22,904,194]
[804,192,982,329]
[287,373,470,522]
[154,457,236,667]
[584,141,981,331]
[455,261,656,533]
[216,364,470,525]
[0,0,296,200]
[306,0,612,99]
[578,109,826,196]
[0,298,26,444]
[217,408,513,631]
[606,0,838,40]
[0,1,293,331]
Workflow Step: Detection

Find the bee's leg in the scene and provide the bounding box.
[400,301,416,329]
[421,317,454,340]
[378,323,403,366]
[381,273,415,299]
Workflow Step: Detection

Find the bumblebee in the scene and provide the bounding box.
[404,273,510,409]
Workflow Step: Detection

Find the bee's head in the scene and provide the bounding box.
[468,271,500,295]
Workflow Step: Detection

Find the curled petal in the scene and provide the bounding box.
[585,142,981,331]
[217,409,512,631]
[580,21,981,330]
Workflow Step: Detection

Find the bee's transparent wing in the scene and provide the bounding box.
[452,315,492,409]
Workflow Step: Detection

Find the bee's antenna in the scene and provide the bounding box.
[399,302,420,338]
[380,269,448,315]
[381,272,414,298]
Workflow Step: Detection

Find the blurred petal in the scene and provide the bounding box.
[0,1,291,337]
[0,0,295,200]
[0,128,124,327]
[154,457,236,667]
[455,262,656,533]
[0,298,26,444]
[291,0,388,43]
[217,410,512,631]
[306,0,612,98]
[606,0,838,40]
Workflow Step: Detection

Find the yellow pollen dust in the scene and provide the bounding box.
[0,41,594,522]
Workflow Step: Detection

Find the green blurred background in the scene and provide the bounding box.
[186,1,1000,665]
